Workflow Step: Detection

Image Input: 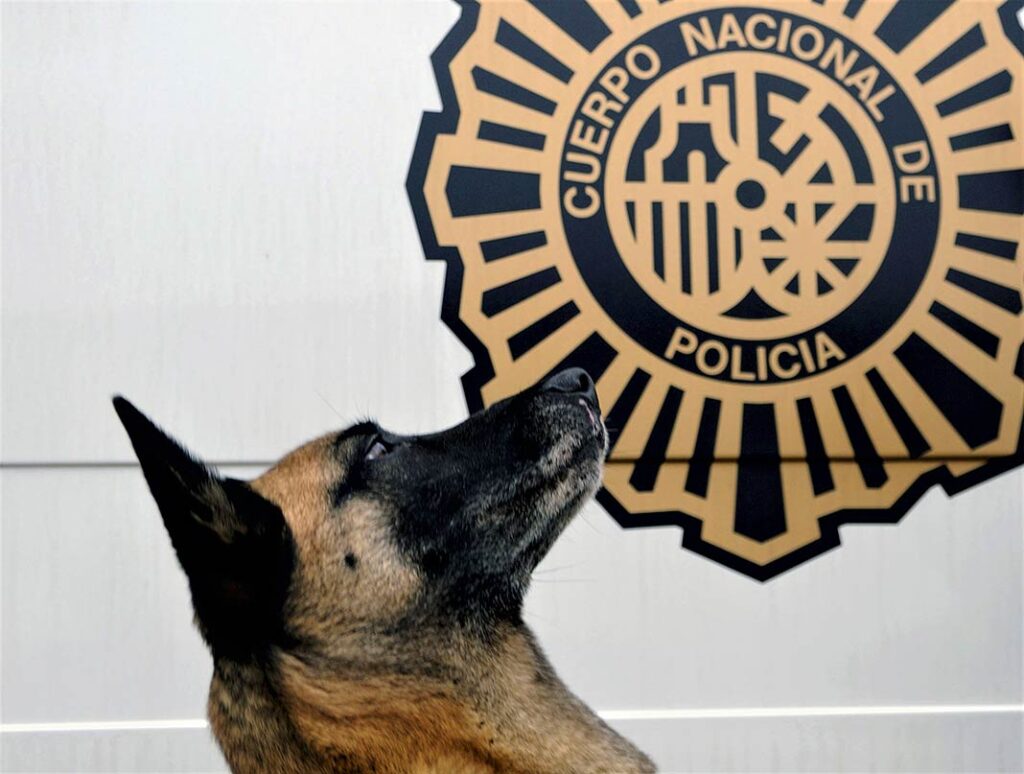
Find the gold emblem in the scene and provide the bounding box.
[409,0,1024,579]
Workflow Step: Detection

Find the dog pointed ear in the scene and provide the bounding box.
[112,396,295,657]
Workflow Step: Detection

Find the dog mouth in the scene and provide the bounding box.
[544,396,607,464]
[579,397,599,433]
[540,399,607,497]
[576,397,608,455]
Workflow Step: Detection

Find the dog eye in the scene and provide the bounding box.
[365,438,390,462]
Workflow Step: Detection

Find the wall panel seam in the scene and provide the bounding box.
[4,704,1022,733]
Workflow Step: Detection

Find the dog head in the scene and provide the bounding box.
[114,368,605,659]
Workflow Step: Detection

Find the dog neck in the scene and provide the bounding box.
[207,622,654,773]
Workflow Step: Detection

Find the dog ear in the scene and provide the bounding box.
[112,396,295,658]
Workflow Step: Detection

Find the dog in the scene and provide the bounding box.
[113,368,656,773]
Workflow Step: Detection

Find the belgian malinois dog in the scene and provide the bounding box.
[114,368,656,773]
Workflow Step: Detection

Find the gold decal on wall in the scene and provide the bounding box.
[409,0,1024,580]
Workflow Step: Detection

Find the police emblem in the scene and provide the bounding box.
[408,0,1024,579]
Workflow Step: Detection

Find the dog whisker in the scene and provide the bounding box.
[532,563,584,576]
[313,389,345,422]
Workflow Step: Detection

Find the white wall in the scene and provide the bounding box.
[2,2,1022,772]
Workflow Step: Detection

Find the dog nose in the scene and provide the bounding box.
[539,368,598,406]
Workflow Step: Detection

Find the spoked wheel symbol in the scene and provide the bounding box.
[608,58,896,340]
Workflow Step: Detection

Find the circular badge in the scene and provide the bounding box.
[410,0,1024,579]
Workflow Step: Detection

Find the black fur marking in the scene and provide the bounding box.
[344,553,358,569]
[360,376,605,626]
[330,422,383,507]
[113,397,296,660]
[331,480,354,509]
[332,421,379,454]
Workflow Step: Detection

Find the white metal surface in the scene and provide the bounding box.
[2,2,1022,772]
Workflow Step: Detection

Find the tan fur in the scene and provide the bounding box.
[252,435,423,636]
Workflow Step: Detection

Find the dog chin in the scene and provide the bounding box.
[534,402,607,467]
[536,444,605,522]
